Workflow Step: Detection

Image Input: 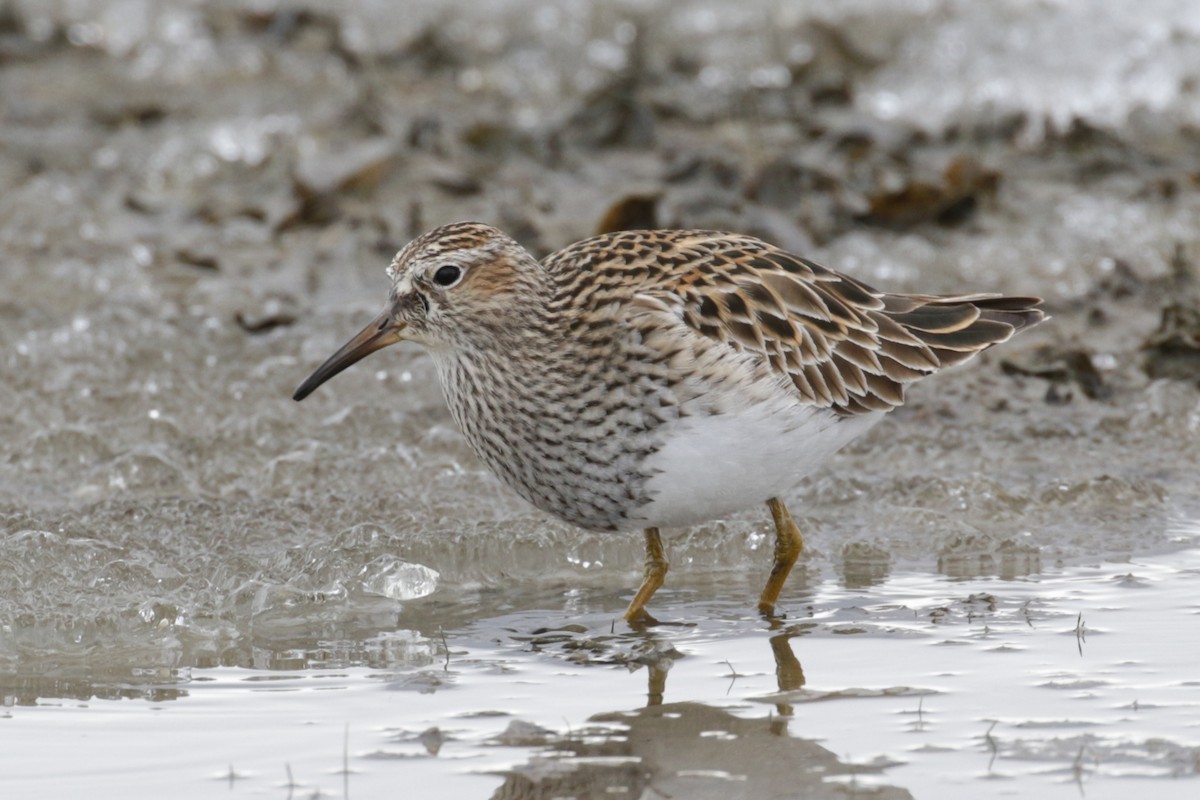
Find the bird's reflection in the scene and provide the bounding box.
[767,625,806,720]
[637,619,807,716]
[493,622,911,800]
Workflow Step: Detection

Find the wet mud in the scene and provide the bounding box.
[1,1,1199,797]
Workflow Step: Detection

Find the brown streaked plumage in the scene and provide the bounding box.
[294,222,1044,623]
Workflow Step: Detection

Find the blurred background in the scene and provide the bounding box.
[2,1,1199,797]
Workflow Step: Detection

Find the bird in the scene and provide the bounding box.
[293,222,1044,623]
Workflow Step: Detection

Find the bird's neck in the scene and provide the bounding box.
[428,290,578,425]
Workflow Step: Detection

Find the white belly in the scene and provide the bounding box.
[629,401,885,529]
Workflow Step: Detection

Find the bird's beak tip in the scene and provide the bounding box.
[292,310,405,401]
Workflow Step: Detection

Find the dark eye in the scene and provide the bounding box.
[432,265,462,287]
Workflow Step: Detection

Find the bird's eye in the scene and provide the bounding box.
[432,265,462,287]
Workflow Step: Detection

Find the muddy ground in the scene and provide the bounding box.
[1,1,1199,797]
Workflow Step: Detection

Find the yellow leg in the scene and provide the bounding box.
[758,497,803,615]
[624,528,668,623]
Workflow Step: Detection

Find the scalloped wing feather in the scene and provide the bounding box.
[547,230,1044,417]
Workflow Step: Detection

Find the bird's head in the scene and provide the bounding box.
[293,222,540,401]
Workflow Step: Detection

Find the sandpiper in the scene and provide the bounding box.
[294,222,1043,622]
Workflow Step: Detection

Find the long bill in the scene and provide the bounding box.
[293,309,406,401]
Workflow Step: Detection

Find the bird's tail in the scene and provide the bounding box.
[882,293,1046,369]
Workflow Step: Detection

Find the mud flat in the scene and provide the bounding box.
[1,1,1198,797]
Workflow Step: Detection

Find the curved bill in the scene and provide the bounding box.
[293,309,405,401]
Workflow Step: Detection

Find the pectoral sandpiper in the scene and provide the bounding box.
[293,222,1043,622]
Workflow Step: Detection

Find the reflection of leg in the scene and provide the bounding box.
[769,631,804,720]
[624,528,668,623]
[758,497,803,615]
[769,633,805,692]
[646,662,667,707]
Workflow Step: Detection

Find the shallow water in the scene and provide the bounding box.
[6,546,1200,798]
[2,0,1200,797]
